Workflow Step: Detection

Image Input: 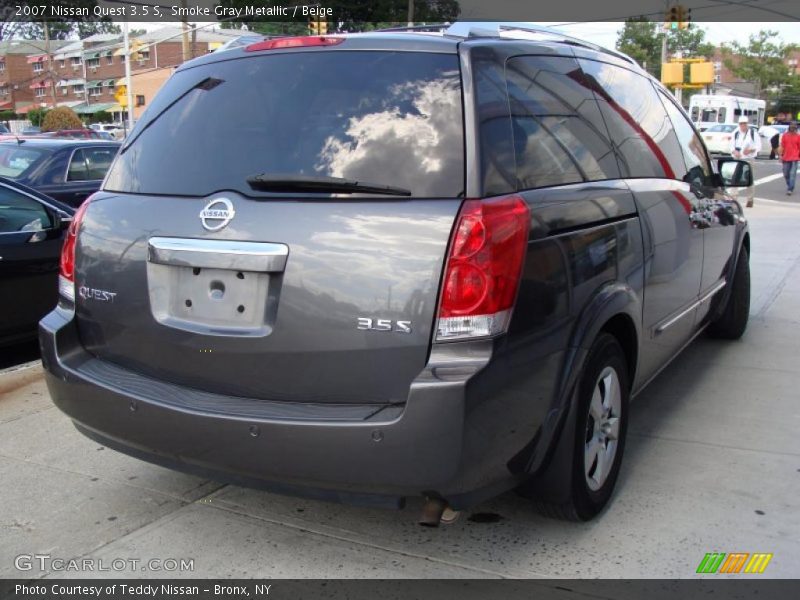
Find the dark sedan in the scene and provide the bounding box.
[0,139,120,207]
[0,177,73,346]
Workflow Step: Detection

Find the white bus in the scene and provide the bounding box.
[688,94,765,131]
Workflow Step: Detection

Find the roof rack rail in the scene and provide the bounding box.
[444,21,638,67]
[373,23,450,33]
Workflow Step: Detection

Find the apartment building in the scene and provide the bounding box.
[3,27,244,117]
[710,47,800,98]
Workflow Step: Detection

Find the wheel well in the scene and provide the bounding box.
[599,314,638,383]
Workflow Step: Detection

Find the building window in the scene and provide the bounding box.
[35,87,46,97]
[87,58,100,69]
[0,61,6,72]
[89,87,102,97]
[59,59,65,68]
[136,94,146,107]
[0,85,8,96]
[33,62,44,73]
[138,50,150,63]
[107,55,114,65]
[70,57,81,68]
[73,84,84,94]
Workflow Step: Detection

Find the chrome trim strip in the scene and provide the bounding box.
[148,237,289,272]
[656,279,727,334]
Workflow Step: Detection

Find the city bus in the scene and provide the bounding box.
[688,94,766,131]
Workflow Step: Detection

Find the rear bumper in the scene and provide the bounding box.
[39,306,539,507]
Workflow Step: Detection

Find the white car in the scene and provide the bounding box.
[701,124,737,155]
[89,123,125,140]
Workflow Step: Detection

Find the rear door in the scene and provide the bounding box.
[40,146,116,207]
[74,47,466,405]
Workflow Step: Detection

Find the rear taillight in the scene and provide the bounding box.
[58,198,91,302]
[436,195,530,341]
[245,36,345,52]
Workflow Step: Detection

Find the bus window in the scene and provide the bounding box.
[718,108,726,123]
[691,106,699,121]
[702,109,717,122]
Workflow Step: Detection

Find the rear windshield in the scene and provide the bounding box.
[0,146,45,179]
[105,50,465,198]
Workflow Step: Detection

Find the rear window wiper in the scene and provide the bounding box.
[246,174,411,197]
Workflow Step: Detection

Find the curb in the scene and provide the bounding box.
[0,360,44,395]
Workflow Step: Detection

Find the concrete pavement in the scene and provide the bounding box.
[1,196,799,580]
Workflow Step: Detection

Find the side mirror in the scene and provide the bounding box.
[717,158,753,187]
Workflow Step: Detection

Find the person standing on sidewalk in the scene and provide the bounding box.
[730,116,761,207]
[778,121,800,196]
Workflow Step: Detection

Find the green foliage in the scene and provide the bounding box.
[0,110,16,121]
[616,19,715,79]
[27,108,49,127]
[722,30,800,94]
[41,107,83,132]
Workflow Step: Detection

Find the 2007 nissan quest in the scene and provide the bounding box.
[40,23,754,523]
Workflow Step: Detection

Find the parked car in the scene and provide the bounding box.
[0,139,120,207]
[0,177,73,347]
[89,123,124,140]
[0,124,9,134]
[21,126,41,135]
[38,128,103,140]
[40,25,753,524]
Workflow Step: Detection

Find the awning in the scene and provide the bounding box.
[73,102,118,115]
[0,101,12,110]
[107,103,124,113]
[54,50,82,61]
[104,79,116,86]
[27,54,47,64]
[16,103,42,115]
[57,100,84,108]
[102,50,114,57]
[84,52,100,60]
[56,79,85,87]
[86,80,103,89]
[113,47,126,57]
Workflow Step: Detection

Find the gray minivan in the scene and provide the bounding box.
[40,24,753,524]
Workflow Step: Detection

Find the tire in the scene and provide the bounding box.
[524,333,630,521]
[707,247,750,340]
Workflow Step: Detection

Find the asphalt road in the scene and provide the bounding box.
[1,165,800,580]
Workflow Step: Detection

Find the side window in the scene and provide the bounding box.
[83,147,116,180]
[718,107,727,123]
[0,186,53,233]
[67,149,88,181]
[505,56,621,190]
[472,47,517,196]
[578,59,686,180]
[657,89,712,186]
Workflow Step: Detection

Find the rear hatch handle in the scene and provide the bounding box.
[148,237,288,272]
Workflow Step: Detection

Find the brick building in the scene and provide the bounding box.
[2,27,246,118]
[710,47,800,98]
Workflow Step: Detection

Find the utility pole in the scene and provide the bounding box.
[660,0,669,68]
[43,20,56,108]
[407,0,414,27]
[180,0,191,62]
[123,21,134,131]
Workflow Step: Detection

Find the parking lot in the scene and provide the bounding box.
[1,159,799,579]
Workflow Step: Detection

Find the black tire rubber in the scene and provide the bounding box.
[707,247,750,340]
[524,333,630,521]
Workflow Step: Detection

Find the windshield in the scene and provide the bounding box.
[706,124,734,132]
[105,50,465,198]
[0,146,46,178]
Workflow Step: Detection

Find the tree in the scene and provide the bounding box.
[617,19,716,81]
[616,18,661,76]
[1,2,120,42]
[27,108,49,128]
[721,30,799,95]
[41,107,83,132]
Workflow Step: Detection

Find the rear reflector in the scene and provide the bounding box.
[245,36,345,52]
[436,195,530,341]
[58,196,92,302]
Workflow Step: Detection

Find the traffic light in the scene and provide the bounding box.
[666,4,691,30]
[308,17,328,35]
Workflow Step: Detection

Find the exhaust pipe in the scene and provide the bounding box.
[419,497,461,527]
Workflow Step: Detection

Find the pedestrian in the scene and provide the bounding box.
[730,116,761,207]
[778,121,800,196]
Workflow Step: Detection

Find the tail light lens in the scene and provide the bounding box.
[245,36,345,52]
[436,195,530,341]
[58,198,91,302]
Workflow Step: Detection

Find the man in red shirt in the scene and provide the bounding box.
[779,122,800,196]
